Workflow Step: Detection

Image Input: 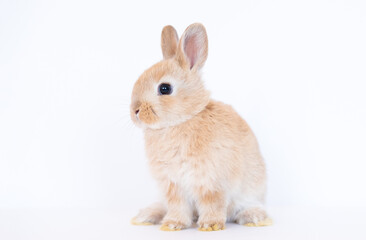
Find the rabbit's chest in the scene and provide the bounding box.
[145,130,210,185]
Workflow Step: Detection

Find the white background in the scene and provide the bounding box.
[1,0,366,239]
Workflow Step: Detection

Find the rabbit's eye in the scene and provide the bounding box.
[158,83,172,95]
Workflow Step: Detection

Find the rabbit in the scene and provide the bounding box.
[130,23,271,231]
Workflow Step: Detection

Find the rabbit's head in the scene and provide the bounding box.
[131,23,210,129]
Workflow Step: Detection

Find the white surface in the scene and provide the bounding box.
[1,0,366,239]
[1,206,365,240]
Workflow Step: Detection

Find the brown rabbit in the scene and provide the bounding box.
[130,23,271,231]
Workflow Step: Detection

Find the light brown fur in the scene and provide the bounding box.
[161,25,179,59]
[130,23,271,231]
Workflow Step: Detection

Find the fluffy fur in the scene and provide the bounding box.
[130,23,271,231]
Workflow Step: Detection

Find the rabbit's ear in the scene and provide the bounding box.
[176,23,208,71]
[161,25,179,59]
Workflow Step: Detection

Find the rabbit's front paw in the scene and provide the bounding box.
[160,220,187,231]
[198,219,225,231]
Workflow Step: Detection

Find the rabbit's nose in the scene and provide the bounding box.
[135,109,140,115]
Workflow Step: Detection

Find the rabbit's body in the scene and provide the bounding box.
[130,24,271,231]
[145,100,266,223]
